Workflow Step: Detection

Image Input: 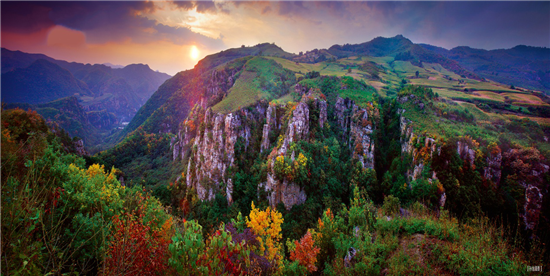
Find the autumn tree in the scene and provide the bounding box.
[104,196,172,275]
[246,202,284,268]
[290,230,320,272]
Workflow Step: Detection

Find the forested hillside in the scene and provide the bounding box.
[2,37,549,275]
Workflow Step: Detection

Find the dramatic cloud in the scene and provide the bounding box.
[2,1,548,75]
[1,2,55,34]
[172,1,230,14]
[1,1,227,74]
[2,1,223,48]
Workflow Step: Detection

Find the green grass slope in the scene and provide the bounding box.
[212,57,296,113]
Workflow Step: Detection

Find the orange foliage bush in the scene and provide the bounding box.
[290,230,320,272]
[104,202,172,275]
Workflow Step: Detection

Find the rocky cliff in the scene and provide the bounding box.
[172,105,252,202]
[503,147,549,231]
[399,110,438,182]
[263,101,311,210]
[399,95,549,231]
[172,91,377,210]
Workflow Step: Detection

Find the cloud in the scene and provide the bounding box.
[278,1,308,17]
[1,2,55,34]
[262,6,272,15]
[2,1,224,49]
[172,1,228,14]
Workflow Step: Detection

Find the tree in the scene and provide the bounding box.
[246,202,284,267]
[105,208,172,275]
[415,71,419,78]
[290,230,321,272]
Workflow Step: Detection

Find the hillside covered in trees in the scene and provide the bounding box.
[2,36,550,275]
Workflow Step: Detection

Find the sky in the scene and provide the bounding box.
[2,1,549,76]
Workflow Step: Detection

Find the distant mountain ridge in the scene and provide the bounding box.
[2,59,92,104]
[325,35,483,81]
[1,48,172,150]
[288,35,549,93]
[1,48,171,106]
[418,44,550,92]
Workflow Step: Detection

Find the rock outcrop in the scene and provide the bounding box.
[399,109,439,182]
[349,106,375,169]
[263,101,310,210]
[172,105,252,202]
[204,68,240,106]
[318,99,327,128]
[503,147,550,231]
[456,139,477,167]
[483,149,502,185]
[260,104,279,152]
[172,94,375,210]
[335,97,354,133]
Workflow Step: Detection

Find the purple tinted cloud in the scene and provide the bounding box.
[1,1,224,49]
[1,2,55,33]
[172,1,229,14]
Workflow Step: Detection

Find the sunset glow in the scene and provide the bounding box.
[190,45,200,61]
[1,1,548,76]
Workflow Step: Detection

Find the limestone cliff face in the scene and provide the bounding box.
[334,96,376,169]
[483,150,502,185]
[335,97,353,133]
[172,105,252,202]
[399,111,438,182]
[349,105,375,169]
[456,139,476,167]
[503,148,549,231]
[204,68,240,106]
[172,93,377,210]
[260,104,277,152]
[399,107,443,205]
[399,100,549,231]
[261,96,377,210]
[263,101,311,210]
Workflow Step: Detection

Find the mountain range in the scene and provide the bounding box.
[2,48,171,118]
[3,34,550,274]
[1,48,171,149]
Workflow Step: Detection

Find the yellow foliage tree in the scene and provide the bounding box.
[246,202,284,267]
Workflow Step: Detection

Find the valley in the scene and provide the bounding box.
[2,48,171,151]
[2,35,549,275]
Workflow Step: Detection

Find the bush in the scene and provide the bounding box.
[382,195,400,216]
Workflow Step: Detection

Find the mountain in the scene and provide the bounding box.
[326,35,482,80]
[106,34,549,242]
[1,48,171,144]
[108,43,296,144]
[419,44,550,93]
[111,63,172,103]
[2,59,92,104]
[1,48,171,106]
[102,62,125,69]
[3,35,549,274]
[1,47,56,73]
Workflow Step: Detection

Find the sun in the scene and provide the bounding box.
[190,45,200,60]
